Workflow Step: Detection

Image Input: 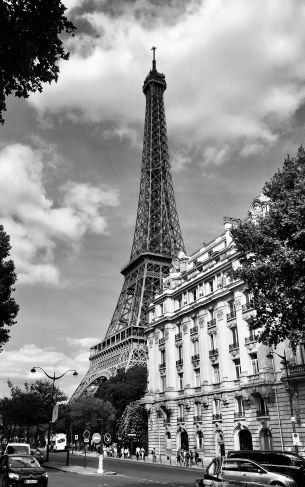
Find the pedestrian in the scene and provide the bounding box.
[140,447,145,460]
[194,447,199,465]
[176,449,181,465]
[190,449,194,466]
[151,447,156,462]
[136,446,140,460]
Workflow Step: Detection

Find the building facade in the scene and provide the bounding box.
[144,209,305,460]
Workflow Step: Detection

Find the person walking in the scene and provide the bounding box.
[136,446,140,460]
[151,447,156,462]
[176,448,181,465]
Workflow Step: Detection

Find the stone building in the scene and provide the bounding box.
[143,203,305,461]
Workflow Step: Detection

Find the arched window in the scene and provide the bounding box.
[260,428,273,450]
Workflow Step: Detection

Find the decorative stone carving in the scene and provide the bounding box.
[216,309,224,320]
[199,316,205,328]
[165,329,169,339]
[183,324,188,334]
[148,338,154,348]
[234,298,242,310]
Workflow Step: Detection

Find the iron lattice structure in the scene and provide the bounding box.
[71,56,185,400]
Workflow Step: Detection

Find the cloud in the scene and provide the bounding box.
[0,143,119,285]
[0,338,100,398]
[30,0,305,166]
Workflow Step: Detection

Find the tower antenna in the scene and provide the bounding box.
[151,46,157,70]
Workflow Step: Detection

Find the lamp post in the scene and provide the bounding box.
[266,350,298,453]
[30,366,78,462]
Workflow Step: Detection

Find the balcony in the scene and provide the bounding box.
[177,417,185,423]
[192,354,200,369]
[159,337,166,345]
[245,335,257,344]
[175,332,182,341]
[242,301,254,312]
[256,408,269,418]
[190,326,198,335]
[227,310,237,321]
[229,342,239,351]
[176,359,183,372]
[212,414,222,422]
[288,363,305,381]
[159,363,166,375]
[234,411,245,420]
[194,415,202,422]
[209,349,219,359]
[207,319,216,329]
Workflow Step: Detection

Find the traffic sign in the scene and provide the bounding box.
[293,433,300,446]
[84,438,90,443]
[92,433,101,444]
[104,433,111,444]
[74,435,78,440]
[83,429,90,439]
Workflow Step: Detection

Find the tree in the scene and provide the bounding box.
[0,379,67,443]
[117,400,148,450]
[0,0,76,124]
[231,146,305,350]
[95,365,147,418]
[0,225,19,351]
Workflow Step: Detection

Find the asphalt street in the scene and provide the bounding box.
[46,452,205,487]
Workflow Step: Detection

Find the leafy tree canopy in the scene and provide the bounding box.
[0,0,76,124]
[117,400,148,449]
[95,365,147,418]
[231,146,305,350]
[0,225,19,351]
[67,396,116,438]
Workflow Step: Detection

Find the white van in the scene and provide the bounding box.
[4,443,31,455]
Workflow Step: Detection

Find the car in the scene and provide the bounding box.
[227,450,305,486]
[204,457,296,486]
[4,443,31,455]
[30,449,44,465]
[0,454,48,486]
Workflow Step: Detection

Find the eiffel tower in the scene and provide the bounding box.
[71,49,185,400]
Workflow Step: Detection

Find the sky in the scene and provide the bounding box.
[1,0,305,399]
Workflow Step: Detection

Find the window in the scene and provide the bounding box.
[300,343,305,364]
[177,345,183,361]
[213,398,221,415]
[195,402,202,416]
[195,370,201,387]
[251,354,259,375]
[231,327,239,347]
[209,280,214,293]
[160,349,165,365]
[210,333,216,350]
[178,373,184,390]
[190,288,197,302]
[197,431,203,449]
[161,375,166,392]
[178,404,184,417]
[216,273,222,289]
[213,364,220,384]
[234,359,241,379]
[175,297,182,310]
[235,396,244,416]
[193,340,199,355]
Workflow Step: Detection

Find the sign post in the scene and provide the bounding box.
[83,430,90,469]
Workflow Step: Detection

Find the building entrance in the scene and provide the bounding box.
[180,430,189,450]
[239,429,253,450]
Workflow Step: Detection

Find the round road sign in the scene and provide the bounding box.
[104,433,111,444]
[83,429,90,439]
[92,433,101,444]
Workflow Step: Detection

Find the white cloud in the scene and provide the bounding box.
[0,338,100,399]
[30,0,305,165]
[0,143,119,285]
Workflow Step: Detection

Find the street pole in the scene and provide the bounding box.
[30,367,78,463]
[282,351,298,454]
[97,416,104,474]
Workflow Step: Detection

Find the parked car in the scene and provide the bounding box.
[4,443,31,455]
[227,450,305,486]
[30,448,44,464]
[0,454,48,486]
[203,457,296,486]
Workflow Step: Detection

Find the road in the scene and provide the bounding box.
[46,452,204,487]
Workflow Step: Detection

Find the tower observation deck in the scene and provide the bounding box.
[71,51,185,400]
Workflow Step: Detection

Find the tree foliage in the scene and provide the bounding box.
[0,225,19,351]
[117,400,148,449]
[67,396,116,438]
[0,379,67,442]
[95,365,147,419]
[231,146,305,350]
[0,0,76,124]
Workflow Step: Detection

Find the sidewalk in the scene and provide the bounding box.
[45,450,212,476]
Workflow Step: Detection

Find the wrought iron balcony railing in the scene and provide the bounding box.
[207,319,216,329]
[176,359,183,367]
[212,414,222,421]
[190,326,198,335]
[209,349,219,357]
[177,417,184,423]
[175,332,182,341]
[229,342,239,351]
[194,415,202,422]
[227,310,237,320]
[256,409,269,418]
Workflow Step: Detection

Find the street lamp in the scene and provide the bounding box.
[30,366,78,462]
[266,350,298,453]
